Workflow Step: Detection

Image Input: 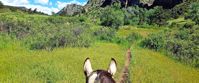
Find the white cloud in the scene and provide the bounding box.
[57,0,87,9]
[0,0,87,15]
[34,0,49,5]
[0,0,58,15]
[0,0,29,5]
[25,5,59,15]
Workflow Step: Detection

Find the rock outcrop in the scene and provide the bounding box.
[85,0,140,7]
[85,0,117,7]
[57,0,183,16]
[57,4,85,16]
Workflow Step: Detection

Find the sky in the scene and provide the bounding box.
[0,0,88,15]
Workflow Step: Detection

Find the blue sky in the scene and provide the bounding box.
[0,0,88,15]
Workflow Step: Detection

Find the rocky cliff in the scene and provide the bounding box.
[85,0,117,7]
[57,0,183,15]
[85,0,140,7]
[57,4,85,16]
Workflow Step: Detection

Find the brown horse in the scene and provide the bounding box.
[83,58,117,83]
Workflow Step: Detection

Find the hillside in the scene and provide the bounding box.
[57,0,183,15]
[0,0,199,82]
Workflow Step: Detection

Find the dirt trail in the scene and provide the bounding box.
[118,49,132,83]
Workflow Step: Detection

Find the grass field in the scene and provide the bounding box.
[117,26,160,38]
[1,27,199,83]
[131,46,199,83]
[119,27,199,83]
[0,43,126,83]
[0,10,199,83]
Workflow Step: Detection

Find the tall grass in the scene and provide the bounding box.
[0,43,126,82]
[131,46,199,83]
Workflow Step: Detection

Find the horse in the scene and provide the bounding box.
[83,58,117,83]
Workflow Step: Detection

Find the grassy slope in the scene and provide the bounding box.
[0,11,199,83]
[117,26,160,38]
[131,46,199,83]
[0,43,126,82]
[119,27,199,83]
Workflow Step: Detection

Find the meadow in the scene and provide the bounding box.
[0,1,199,83]
[1,23,199,83]
[0,42,126,82]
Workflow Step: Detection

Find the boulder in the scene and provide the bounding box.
[57,4,85,16]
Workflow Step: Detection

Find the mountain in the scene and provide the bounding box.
[57,0,140,15]
[57,4,85,16]
[85,0,140,7]
[57,0,183,16]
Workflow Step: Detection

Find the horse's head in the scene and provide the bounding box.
[83,58,117,83]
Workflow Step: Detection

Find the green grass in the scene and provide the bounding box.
[117,26,199,83]
[0,43,126,82]
[1,11,199,83]
[131,46,199,83]
[167,17,195,26]
[117,26,160,38]
[1,25,199,83]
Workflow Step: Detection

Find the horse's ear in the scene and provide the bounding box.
[84,58,93,76]
[108,58,117,76]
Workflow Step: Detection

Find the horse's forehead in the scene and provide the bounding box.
[88,70,115,83]
[88,70,102,83]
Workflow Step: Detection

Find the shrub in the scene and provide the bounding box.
[124,6,174,27]
[100,7,124,29]
[0,14,93,50]
[27,23,92,50]
[141,25,199,67]
[169,2,189,19]
[0,1,3,8]
[186,2,199,24]
[93,27,116,41]
[124,6,142,25]
[147,7,171,26]
[141,32,165,51]
[126,32,142,43]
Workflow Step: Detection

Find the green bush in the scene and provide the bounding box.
[126,32,142,43]
[124,6,173,27]
[93,27,116,41]
[141,32,165,51]
[0,1,3,8]
[186,2,199,24]
[141,25,199,67]
[26,23,92,50]
[124,6,142,25]
[169,2,189,19]
[147,7,171,26]
[100,6,124,29]
[0,13,93,50]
